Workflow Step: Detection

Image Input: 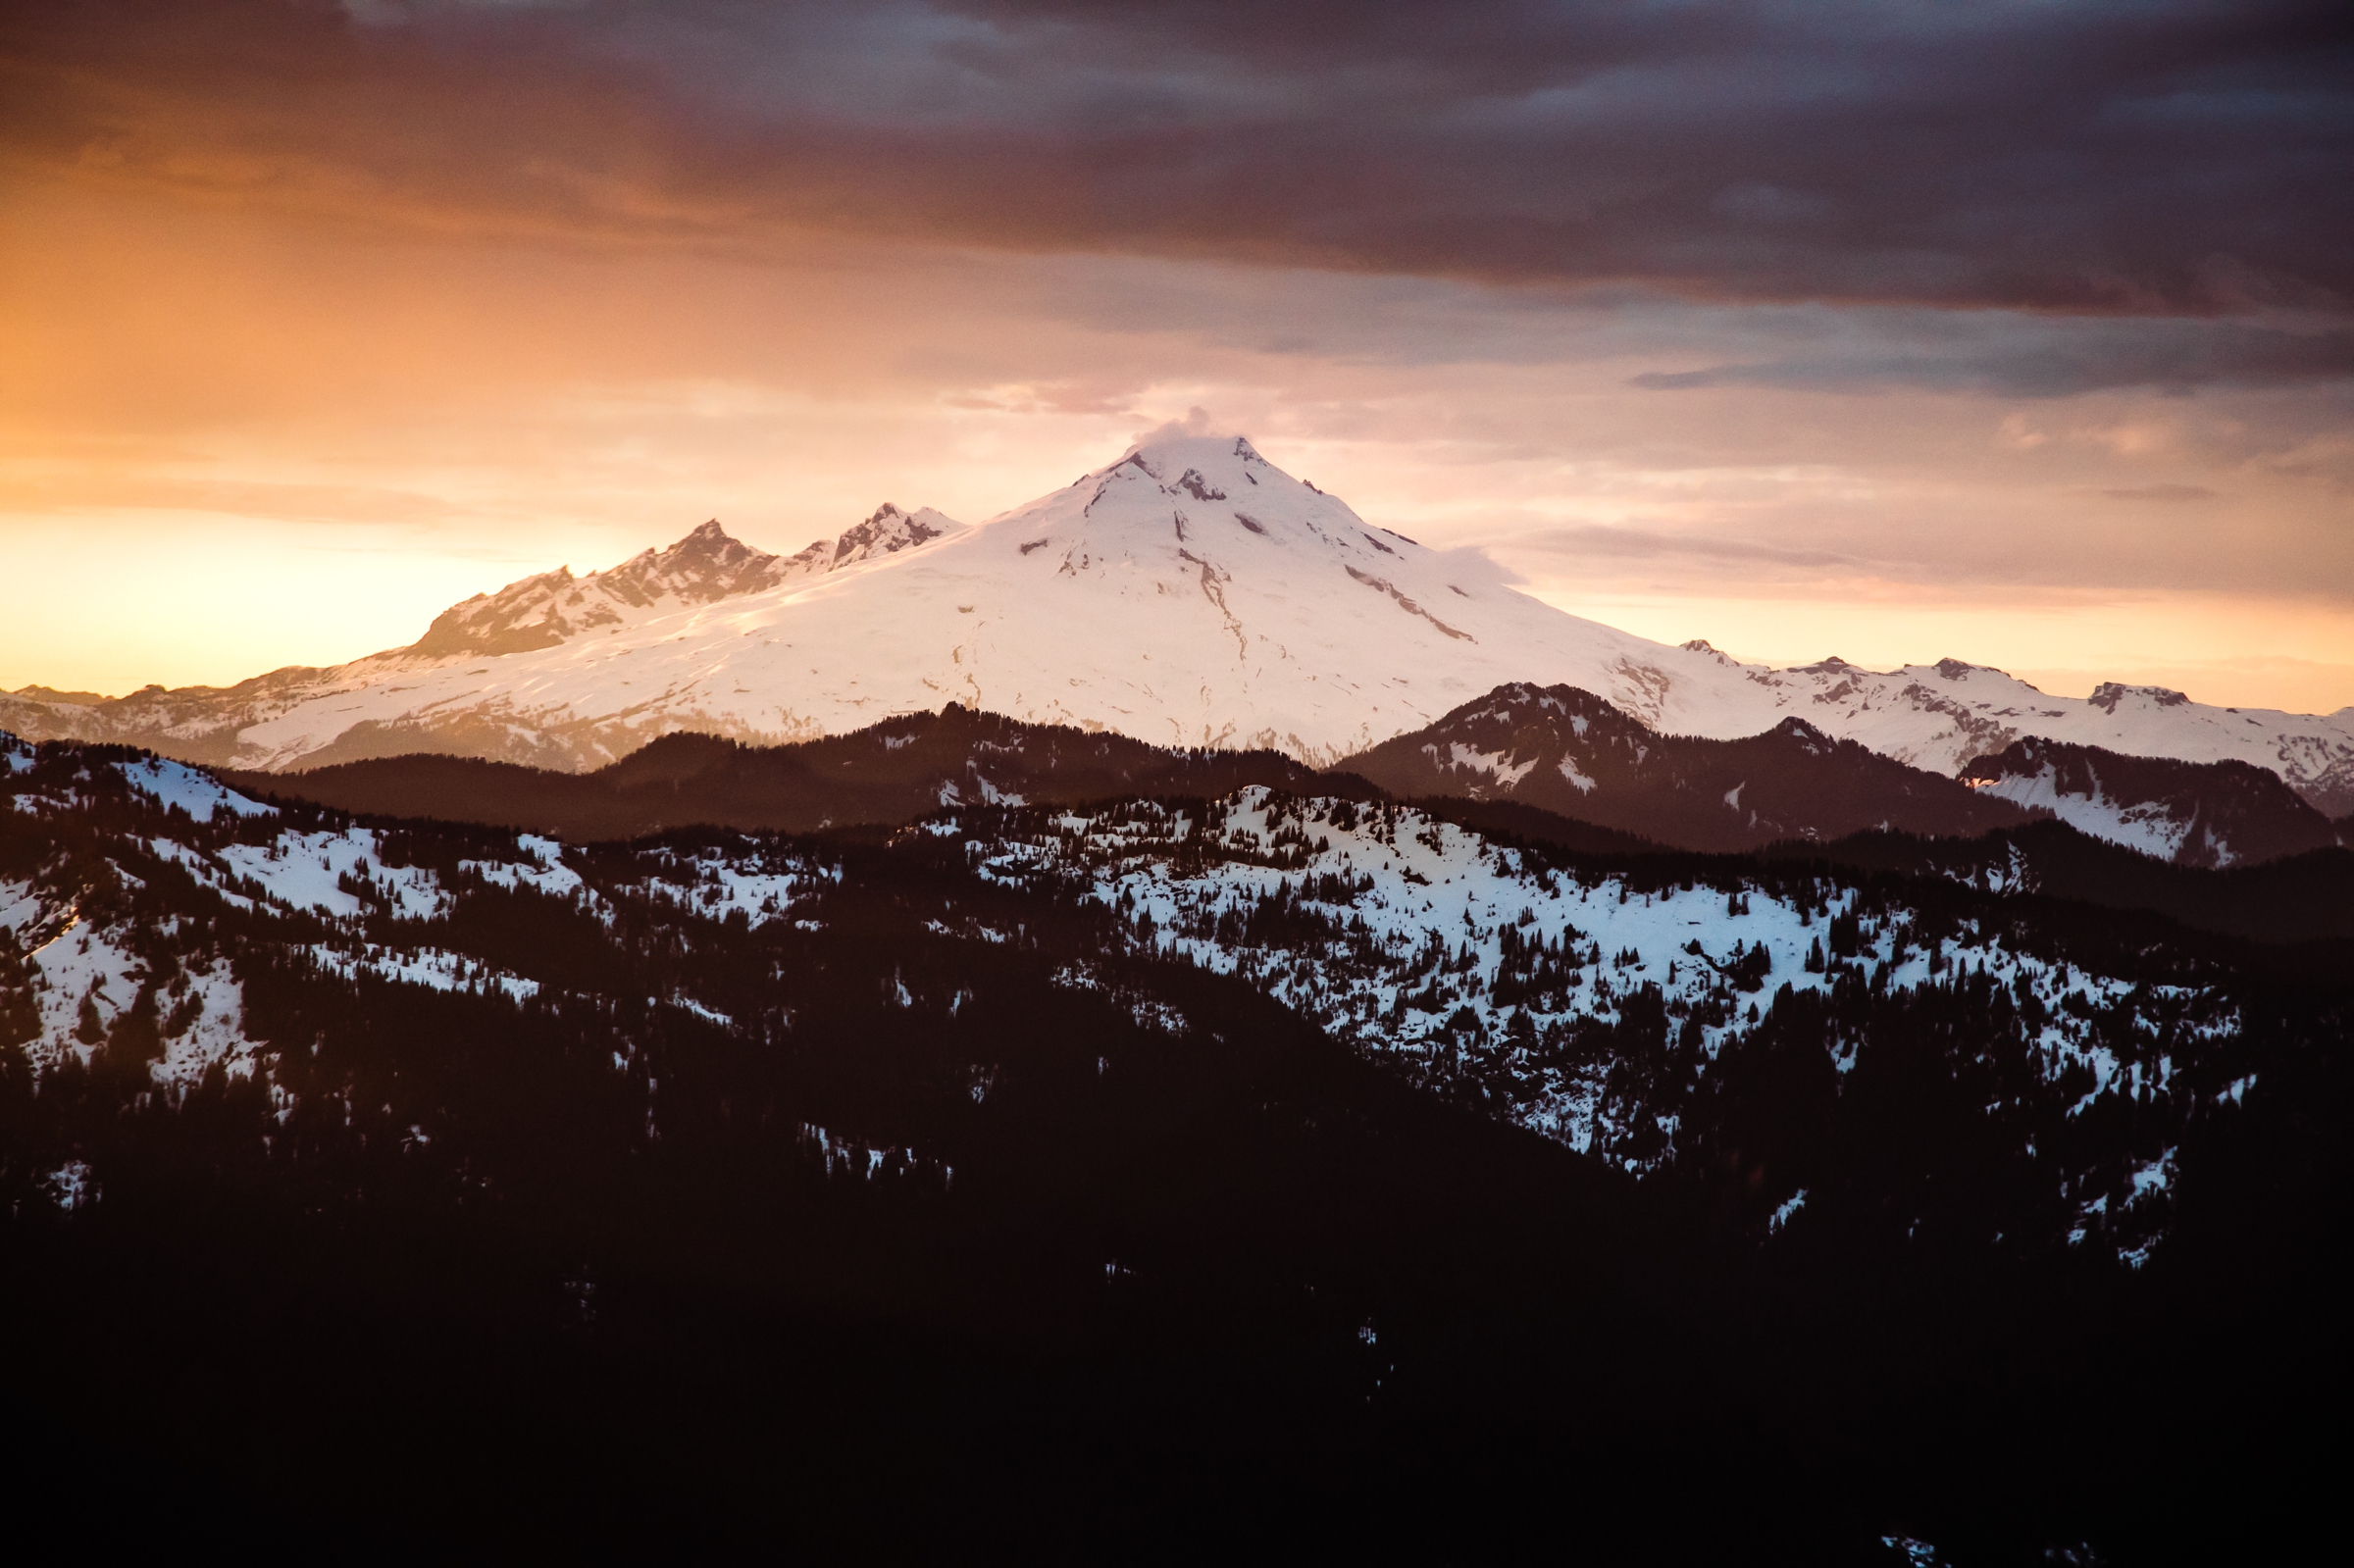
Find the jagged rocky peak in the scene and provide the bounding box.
[778,502,966,577]
[404,506,968,662]
[405,565,591,660]
[605,520,790,606]
[1681,638,1741,666]
[829,503,964,566]
[407,520,785,660]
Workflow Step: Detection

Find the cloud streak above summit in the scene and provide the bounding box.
[2,0,2350,709]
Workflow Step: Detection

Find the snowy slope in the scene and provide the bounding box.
[5,433,2350,809]
[1695,649,2354,817]
[0,729,2286,1272]
[1958,737,2342,867]
[972,783,2238,1255]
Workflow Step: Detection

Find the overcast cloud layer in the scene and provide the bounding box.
[10,0,2353,310]
[2,1,2350,709]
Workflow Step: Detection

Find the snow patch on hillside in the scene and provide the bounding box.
[1,901,262,1087]
[116,757,274,824]
[972,786,2236,1181]
[1970,763,2199,862]
[311,943,540,1003]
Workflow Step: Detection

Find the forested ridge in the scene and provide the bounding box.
[2,732,2345,1562]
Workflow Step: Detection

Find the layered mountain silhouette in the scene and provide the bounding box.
[7,723,2343,1559]
[1333,682,2034,850]
[186,680,2352,956]
[215,681,2346,871]
[219,703,1377,839]
[5,431,2349,811]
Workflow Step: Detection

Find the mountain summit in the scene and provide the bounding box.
[2,432,2350,808]
[406,510,963,660]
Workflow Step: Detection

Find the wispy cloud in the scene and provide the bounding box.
[2079,483,2221,504]
[1629,325,2354,398]
[1525,525,1864,571]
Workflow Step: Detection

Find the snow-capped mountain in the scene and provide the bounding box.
[1708,652,2354,818]
[4,433,2350,811]
[1335,683,2034,851]
[1959,737,2343,868]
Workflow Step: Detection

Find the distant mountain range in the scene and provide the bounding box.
[5,433,2350,814]
[209,683,2344,875]
[156,683,2346,965]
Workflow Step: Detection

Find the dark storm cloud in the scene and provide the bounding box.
[5,0,2350,319]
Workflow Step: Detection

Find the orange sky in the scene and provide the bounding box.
[4,1,2349,714]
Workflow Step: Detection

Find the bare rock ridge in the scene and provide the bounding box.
[2,430,2350,809]
[406,508,961,660]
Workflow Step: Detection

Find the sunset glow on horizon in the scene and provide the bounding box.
[5,0,2349,714]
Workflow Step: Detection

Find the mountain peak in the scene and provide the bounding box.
[606,519,784,607]
[400,503,964,663]
[1112,430,1267,476]
[817,503,964,570]
[670,518,750,559]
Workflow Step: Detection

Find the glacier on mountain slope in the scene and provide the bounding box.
[3,433,2350,810]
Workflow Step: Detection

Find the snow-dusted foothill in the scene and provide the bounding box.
[947,784,2246,1263]
[1960,735,2342,867]
[0,733,861,1130]
[1338,682,2034,850]
[0,730,2323,1274]
[113,754,277,825]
